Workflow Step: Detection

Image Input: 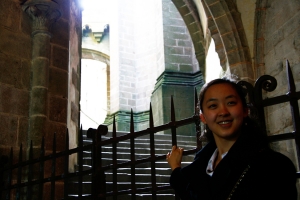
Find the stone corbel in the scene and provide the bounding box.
[22,0,61,35]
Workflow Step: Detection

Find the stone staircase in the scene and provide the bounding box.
[68,131,198,199]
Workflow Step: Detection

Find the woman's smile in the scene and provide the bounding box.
[218,120,232,125]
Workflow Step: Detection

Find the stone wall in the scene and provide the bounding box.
[105,0,165,132]
[0,0,81,198]
[0,0,32,159]
[0,0,75,154]
[255,0,300,168]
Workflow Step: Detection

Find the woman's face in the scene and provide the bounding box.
[200,83,248,142]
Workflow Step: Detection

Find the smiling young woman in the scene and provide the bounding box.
[166,78,297,200]
[200,83,248,156]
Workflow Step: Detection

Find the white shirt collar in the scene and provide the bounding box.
[206,148,228,176]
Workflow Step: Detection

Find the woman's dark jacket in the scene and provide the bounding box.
[170,119,297,200]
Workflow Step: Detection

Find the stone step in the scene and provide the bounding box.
[68,169,172,183]
[68,181,171,194]
[81,148,196,159]
[82,137,197,149]
[82,129,197,140]
[79,150,196,167]
[69,132,197,198]
[68,187,176,200]
[82,144,197,153]
[106,194,176,200]
[82,130,197,142]
[74,160,190,173]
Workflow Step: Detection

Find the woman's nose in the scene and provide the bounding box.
[218,105,229,116]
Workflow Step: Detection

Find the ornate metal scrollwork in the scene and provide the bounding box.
[254,75,277,106]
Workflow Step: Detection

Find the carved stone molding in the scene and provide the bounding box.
[22,0,61,35]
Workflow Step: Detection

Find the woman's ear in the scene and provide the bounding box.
[200,113,207,124]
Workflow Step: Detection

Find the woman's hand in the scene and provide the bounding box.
[166,145,184,171]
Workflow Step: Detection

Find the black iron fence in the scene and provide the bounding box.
[238,60,300,171]
[0,60,300,199]
[0,128,105,199]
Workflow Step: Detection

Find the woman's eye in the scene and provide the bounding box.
[228,101,237,105]
[208,104,217,109]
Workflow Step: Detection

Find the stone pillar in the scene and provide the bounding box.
[22,0,61,145]
[151,71,203,136]
[149,0,203,136]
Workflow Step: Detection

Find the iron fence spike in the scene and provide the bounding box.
[286,60,295,93]
[149,103,154,128]
[130,108,134,133]
[113,115,116,138]
[171,95,175,122]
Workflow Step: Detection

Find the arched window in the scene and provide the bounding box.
[80,0,110,129]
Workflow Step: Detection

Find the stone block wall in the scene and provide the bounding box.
[106,0,165,132]
[0,0,81,198]
[0,0,32,157]
[162,0,199,73]
[0,0,78,154]
[258,0,300,167]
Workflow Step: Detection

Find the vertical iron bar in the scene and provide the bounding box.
[91,126,97,199]
[286,60,300,167]
[130,110,136,200]
[38,137,45,200]
[78,126,83,199]
[97,125,106,199]
[91,125,97,198]
[64,130,69,200]
[0,170,1,199]
[16,144,22,200]
[5,148,13,200]
[94,125,110,198]
[112,116,117,200]
[26,141,33,200]
[0,156,9,199]
[51,133,56,200]
[170,96,177,146]
[92,125,106,199]
[149,104,157,199]
[253,75,277,135]
[171,97,180,200]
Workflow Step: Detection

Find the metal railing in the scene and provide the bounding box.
[1,60,300,199]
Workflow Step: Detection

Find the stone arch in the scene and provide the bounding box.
[173,0,254,82]
[202,0,254,81]
[81,48,110,125]
[82,48,110,65]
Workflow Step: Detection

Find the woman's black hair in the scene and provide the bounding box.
[198,77,247,113]
[197,77,248,142]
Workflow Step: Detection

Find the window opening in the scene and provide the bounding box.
[205,39,222,83]
[80,59,107,130]
[80,0,111,129]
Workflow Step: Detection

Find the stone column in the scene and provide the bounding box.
[22,0,61,145]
